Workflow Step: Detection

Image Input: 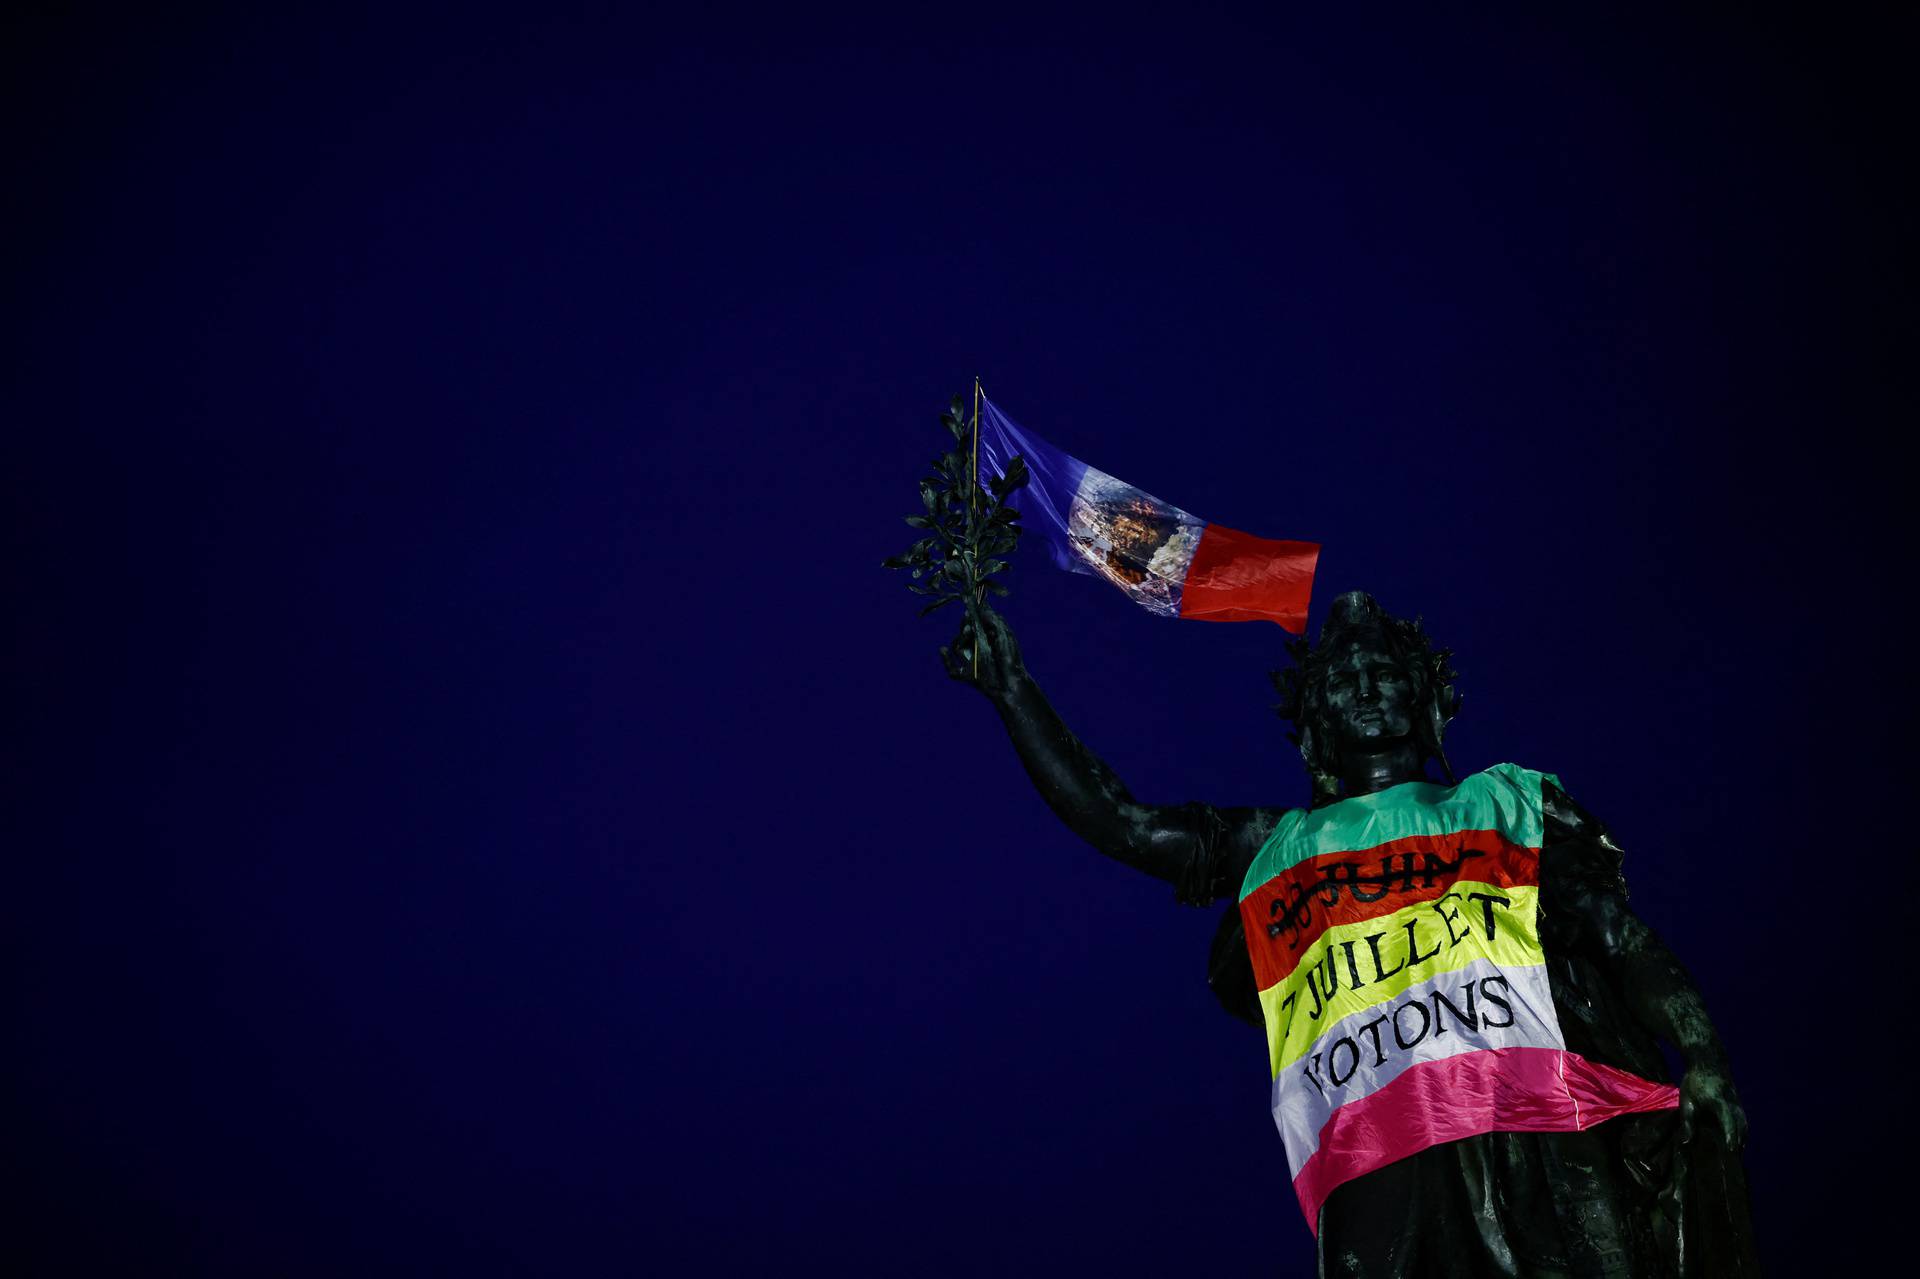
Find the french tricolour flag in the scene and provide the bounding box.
[977,396,1319,632]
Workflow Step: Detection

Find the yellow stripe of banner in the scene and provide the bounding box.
[1259,881,1542,1076]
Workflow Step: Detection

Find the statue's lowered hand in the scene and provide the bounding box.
[940,605,1021,702]
[1677,1065,1747,1152]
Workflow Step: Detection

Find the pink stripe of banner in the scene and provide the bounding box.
[1290,1047,1679,1234]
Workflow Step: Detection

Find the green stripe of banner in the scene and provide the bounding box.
[1240,764,1555,902]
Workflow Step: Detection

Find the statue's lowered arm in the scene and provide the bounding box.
[1544,787,1747,1152]
[942,605,1280,900]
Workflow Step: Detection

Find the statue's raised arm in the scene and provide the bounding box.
[881,392,1283,900]
[940,604,1283,907]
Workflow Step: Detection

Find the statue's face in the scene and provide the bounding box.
[1320,641,1416,758]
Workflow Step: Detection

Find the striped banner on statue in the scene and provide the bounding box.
[1237,763,1681,1231]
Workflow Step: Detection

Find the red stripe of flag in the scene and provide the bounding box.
[1178,524,1319,630]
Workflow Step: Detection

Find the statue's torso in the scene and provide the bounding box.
[1235,764,1678,1234]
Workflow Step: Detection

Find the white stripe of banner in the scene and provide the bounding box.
[1272,958,1564,1177]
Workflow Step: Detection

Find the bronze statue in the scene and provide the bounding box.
[937,591,1757,1278]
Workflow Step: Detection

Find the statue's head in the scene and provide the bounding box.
[1271,590,1461,804]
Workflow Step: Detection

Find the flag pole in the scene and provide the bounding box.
[970,376,982,678]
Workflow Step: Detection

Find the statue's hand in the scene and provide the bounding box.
[1677,1064,1747,1152]
[940,605,1021,702]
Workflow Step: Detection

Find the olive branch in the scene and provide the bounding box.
[882,393,1029,636]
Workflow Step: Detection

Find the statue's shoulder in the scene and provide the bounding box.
[1477,761,1562,794]
[1472,763,1577,811]
[1234,806,1313,899]
[1475,766,1631,892]
[1457,763,1566,849]
[1477,764,1610,833]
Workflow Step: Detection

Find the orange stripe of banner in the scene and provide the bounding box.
[1240,830,1538,991]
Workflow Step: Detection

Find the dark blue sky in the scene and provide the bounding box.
[11,7,1905,1275]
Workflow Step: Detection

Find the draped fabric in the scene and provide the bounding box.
[1236,765,1678,1230]
[1207,769,1759,1276]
